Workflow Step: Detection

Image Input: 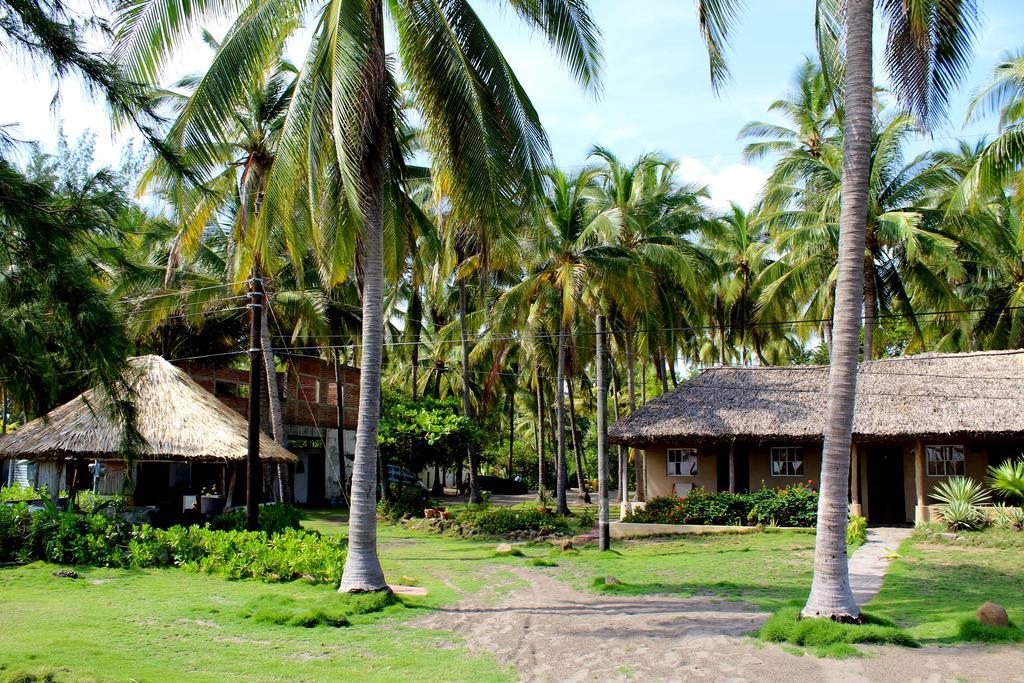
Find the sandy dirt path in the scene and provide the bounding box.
[414,565,1024,682]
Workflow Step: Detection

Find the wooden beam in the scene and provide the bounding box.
[849,443,862,518]
[914,439,928,525]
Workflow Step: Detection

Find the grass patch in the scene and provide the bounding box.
[527,557,557,567]
[554,531,816,607]
[957,618,1024,643]
[867,528,1024,643]
[759,606,919,658]
[240,591,401,628]
[493,547,524,557]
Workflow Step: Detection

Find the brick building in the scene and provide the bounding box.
[177,355,360,505]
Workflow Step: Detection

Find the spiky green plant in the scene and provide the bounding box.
[931,477,990,531]
[988,459,1024,504]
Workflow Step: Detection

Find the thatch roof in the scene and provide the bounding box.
[609,350,1024,447]
[0,355,296,463]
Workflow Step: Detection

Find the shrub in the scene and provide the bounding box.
[0,503,33,562]
[624,486,819,527]
[209,504,304,534]
[992,504,1024,531]
[453,505,570,536]
[760,606,918,657]
[240,591,400,628]
[0,483,51,504]
[623,496,688,524]
[150,526,345,582]
[846,515,868,545]
[988,458,1024,504]
[957,617,1024,643]
[0,505,345,583]
[747,484,818,527]
[931,477,989,530]
[377,487,436,521]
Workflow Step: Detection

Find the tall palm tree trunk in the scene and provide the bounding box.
[408,286,423,400]
[567,377,590,503]
[535,375,546,498]
[862,251,877,361]
[458,273,482,503]
[801,0,871,621]
[554,321,570,515]
[507,391,514,478]
[611,362,627,504]
[260,307,288,502]
[339,0,388,593]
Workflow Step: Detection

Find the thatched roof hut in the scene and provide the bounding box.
[609,350,1024,447]
[0,355,296,463]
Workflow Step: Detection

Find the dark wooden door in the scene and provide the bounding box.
[867,446,906,524]
[716,443,750,493]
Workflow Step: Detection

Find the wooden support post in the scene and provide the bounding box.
[914,439,928,525]
[728,439,736,493]
[596,315,610,551]
[246,274,264,531]
[849,443,862,517]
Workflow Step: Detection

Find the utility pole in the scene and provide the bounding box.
[596,314,610,551]
[246,275,264,531]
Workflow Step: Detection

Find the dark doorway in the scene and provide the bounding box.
[867,446,906,524]
[716,443,750,493]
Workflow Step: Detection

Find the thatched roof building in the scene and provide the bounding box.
[0,355,296,463]
[609,350,1024,447]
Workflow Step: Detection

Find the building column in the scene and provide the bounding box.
[728,439,736,493]
[849,443,862,517]
[914,439,929,524]
[324,428,342,501]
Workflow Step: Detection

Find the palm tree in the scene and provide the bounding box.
[695,0,980,620]
[116,0,602,591]
[493,168,626,514]
[700,203,775,365]
[589,148,710,499]
[954,50,1024,212]
[758,111,964,360]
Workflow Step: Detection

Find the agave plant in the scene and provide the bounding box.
[931,477,990,531]
[991,503,1024,532]
[988,459,1024,505]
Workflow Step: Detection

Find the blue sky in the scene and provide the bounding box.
[2,0,1023,209]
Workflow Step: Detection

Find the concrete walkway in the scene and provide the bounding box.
[848,526,913,606]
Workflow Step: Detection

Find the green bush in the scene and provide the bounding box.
[846,515,868,545]
[624,485,819,527]
[760,606,918,657]
[377,487,436,521]
[0,483,53,504]
[931,477,989,531]
[209,503,304,534]
[957,617,1024,643]
[747,484,818,526]
[241,591,400,628]
[453,505,570,536]
[0,503,33,562]
[0,504,345,583]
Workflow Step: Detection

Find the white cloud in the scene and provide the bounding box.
[676,157,768,212]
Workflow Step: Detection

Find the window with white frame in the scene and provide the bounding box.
[770,446,804,476]
[926,445,965,476]
[667,448,698,476]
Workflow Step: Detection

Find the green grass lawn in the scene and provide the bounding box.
[550,529,819,609]
[0,517,524,683]
[866,526,1024,643]
[2,514,1020,681]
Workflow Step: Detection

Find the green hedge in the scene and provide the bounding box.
[453,505,571,536]
[0,503,344,583]
[624,485,819,527]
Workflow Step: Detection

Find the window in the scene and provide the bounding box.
[667,448,698,476]
[926,445,965,476]
[771,447,804,476]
